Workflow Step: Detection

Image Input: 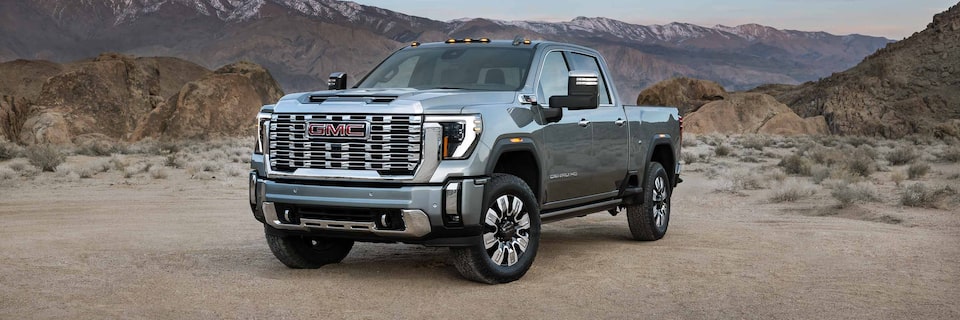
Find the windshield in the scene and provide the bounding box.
[356,47,534,91]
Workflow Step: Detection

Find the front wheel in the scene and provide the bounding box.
[265,232,354,269]
[627,161,671,241]
[451,173,541,284]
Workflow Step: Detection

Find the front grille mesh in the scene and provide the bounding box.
[269,114,423,175]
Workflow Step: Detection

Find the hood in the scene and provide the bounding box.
[274,88,517,114]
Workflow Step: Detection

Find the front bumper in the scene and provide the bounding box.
[250,172,486,245]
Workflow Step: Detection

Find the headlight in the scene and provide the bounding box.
[425,115,482,160]
[255,112,271,154]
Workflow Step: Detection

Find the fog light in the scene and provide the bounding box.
[443,181,462,225]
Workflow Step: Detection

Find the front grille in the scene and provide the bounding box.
[269,114,423,175]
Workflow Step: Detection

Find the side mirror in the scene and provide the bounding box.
[328,72,347,90]
[548,71,599,110]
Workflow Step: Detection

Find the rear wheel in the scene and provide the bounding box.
[265,232,354,269]
[627,161,671,241]
[451,173,541,284]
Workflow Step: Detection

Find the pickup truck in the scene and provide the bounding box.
[249,38,682,284]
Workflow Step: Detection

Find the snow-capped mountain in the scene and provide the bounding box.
[2,0,892,101]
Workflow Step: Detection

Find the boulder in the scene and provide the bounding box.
[636,77,727,115]
[683,93,828,136]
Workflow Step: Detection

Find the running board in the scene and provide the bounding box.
[540,199,622,223]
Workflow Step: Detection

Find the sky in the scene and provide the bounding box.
[353,0,957,39]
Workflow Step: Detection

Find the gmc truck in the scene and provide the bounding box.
[249,38,682,284]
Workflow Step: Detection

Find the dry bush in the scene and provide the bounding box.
[842,154,876,178]
[900,184,957,208]
[165,153,188,169]
[109,155,128,172]
[907,162,931,179]
[739,156,762,163]
[714,143,733,157]
[76,166,95,178]
[769,180,817,203]
[843,136,877,148]
[8,161,28,172]
[125,139,162,155]
[681,152,699,164]
[226,167,245,177]
[0,167,16,180]
[74,139,118,156]
[681,136,698,148]
[765,169,787,183]
[0,141,22,160]
[779,153,812,176]
[886,146,918,165]
[716,169,766,193]
[149,167,168,179]
[940,146,960,163]
[891,170,906,186]
[830,181,880,208]
[810,165,831,184]
[741,135,771,151]
[25,144,66,172]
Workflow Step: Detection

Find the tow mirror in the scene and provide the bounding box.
[328,72,347,90]
[548,70,599,110]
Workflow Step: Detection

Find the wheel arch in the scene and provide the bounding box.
[485,137,543,204]
[647,136,677,187]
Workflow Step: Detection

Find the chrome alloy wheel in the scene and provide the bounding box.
[652,175,668,228]
[482,195,531,267]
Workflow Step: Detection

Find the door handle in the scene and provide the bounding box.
[578,119,590,127]
[615,119,626,126]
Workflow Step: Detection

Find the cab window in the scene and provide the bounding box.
[567,52,612,105]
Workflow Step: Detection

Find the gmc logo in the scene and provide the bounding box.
[306,122,369,139]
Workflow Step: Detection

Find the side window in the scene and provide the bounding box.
[567,52,612,105]
[538,51,569,105]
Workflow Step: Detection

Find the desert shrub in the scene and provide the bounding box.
[765,170,787,184]
[714,143,732,157]
[682,136,698,148]
[769,180,817,203]
[810,165,832,184]
[939,146,960,163]
[0,167,16,180]
[109,155,127,172]
[886,146,918,165]
[891,170,906,186]
[844,136,877,147]
[75,139,117,156]
[717,170,766,192]
[8,161,28,172]
[740,156,762,163]
[843,154,876,177]
[76,166,95,178]
[149,167,168,179]
[779,153,812,176]
[682,152,699,164]
[165,153,187,168]
[831,182,880,208]
[25,144,66,172]
[158,140,182,154]
[741,135,771,151]
[900,184,957,208]
[907,162,931,179]
[808,146,844,166]
[125,139,161,155]
[0,142,22,160]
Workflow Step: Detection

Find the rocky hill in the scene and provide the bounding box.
[0,0,891,102]
[0,54,283,144]
[755,3,960,138]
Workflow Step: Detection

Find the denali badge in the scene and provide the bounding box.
[306,122,369,139]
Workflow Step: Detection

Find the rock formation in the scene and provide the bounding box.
[636,77,727,115]
[755,4,960,138]
[682,93,828,136]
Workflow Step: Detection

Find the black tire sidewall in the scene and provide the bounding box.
[475,174,541,280]
[644,162,671,237]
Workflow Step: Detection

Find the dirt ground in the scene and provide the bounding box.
[1,146,959,319]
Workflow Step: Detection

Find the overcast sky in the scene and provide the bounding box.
[353,0,956,39]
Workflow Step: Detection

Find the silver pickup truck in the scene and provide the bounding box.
[249,38,682,284]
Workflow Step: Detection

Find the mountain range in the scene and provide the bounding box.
[0,0,892,101]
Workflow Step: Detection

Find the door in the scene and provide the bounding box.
[567,52,628,193]
[539,51,602,202]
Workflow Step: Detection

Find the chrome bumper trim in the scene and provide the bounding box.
[262,202,431,238]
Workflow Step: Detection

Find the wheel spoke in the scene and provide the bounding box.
[510,196,523,217]
[516,212,530,230]
[483,231,498,249]
[484,208,499,226]
[496,196,510,217]
[506,245,519,266]
[515,234,529,253]
[491,244,505,265]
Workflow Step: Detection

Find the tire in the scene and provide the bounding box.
[451,173,541,284]
[627,161,671,241]
[265,232,354,269]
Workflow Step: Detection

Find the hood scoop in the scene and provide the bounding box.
[308,94,397,104]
